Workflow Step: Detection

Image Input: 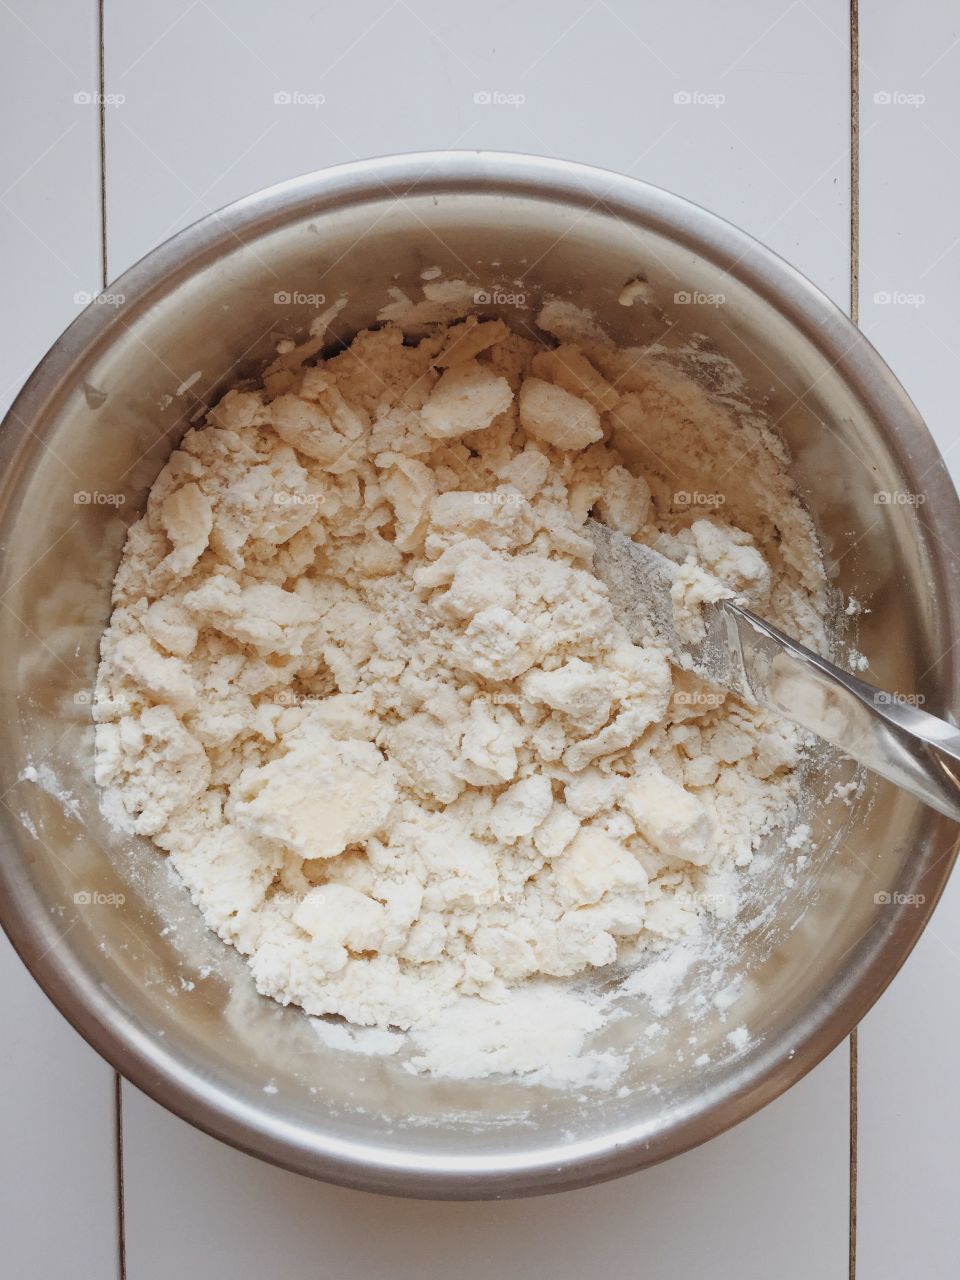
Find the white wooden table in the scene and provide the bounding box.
[1,2,957,1275]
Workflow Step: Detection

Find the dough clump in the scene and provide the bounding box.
[95,311,826,1034]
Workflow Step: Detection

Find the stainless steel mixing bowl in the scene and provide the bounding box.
[1,152,958,1199]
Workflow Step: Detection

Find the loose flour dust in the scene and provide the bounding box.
[94,303,829,1081]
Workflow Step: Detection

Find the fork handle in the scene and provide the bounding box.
[723,602,960,823]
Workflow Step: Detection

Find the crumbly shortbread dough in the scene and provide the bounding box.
[95,311,828,1045]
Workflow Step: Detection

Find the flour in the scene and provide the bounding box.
[406,984,627,1087]
[20,763,83,821]
[94,307,828,1081]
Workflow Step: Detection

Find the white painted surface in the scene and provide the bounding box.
[122,1055,848,1280]
[103,0,850,299]
[0,3,117,1277]
[1,2,957,1276]
[858,5,960,1278]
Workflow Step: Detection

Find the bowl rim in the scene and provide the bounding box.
[2,149,959,1199]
